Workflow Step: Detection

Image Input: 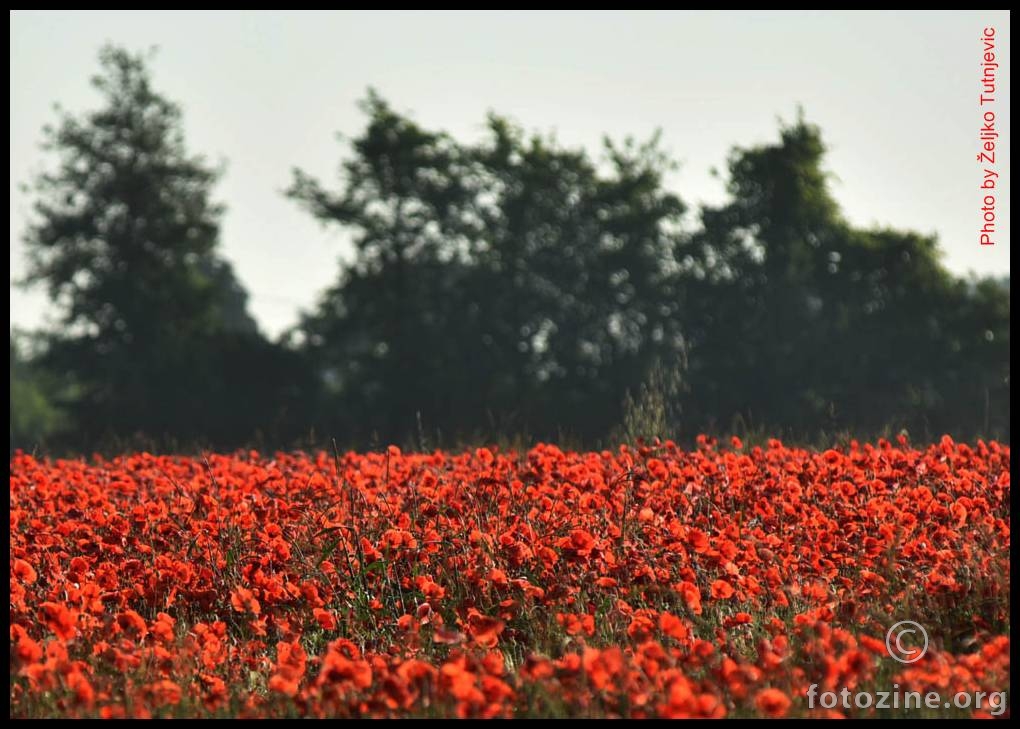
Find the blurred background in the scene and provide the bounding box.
[10,11,1011,452]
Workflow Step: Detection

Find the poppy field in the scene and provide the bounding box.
[9,436,1010,718]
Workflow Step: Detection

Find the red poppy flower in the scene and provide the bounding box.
[468,612,505,649]
[230,587,261,615]
[39,601,77,640]
[755,688,792,718]
[710,579,735,600]
[12,558,37,584]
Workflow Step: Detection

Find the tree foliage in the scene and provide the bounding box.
[291,98,1009,445]
[21,46,313,449]
[686,118,1009,438]
[289,94,690,442]
[17,58,1009,450]
[10,332,66,451]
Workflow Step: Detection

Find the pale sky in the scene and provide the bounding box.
[10,10,1011,338]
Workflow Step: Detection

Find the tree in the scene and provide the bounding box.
[289,92,687,444]
[682,117,849,432]
[21,45,309,447]
[10,332,66,452]
[288,92,475,442]
[467,119,686,437]
[684,116,1010,440]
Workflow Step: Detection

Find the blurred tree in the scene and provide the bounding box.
[21,45,312,448]
[684,116,1010,440]
[292,98,1009,445]
[288,92,475,441]
[467,119,686,437]
[24,57,1004,449]
[683,117,850,431]
[10,332,66,452]
[289,93,686,443]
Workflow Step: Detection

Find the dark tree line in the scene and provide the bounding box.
[13,48,314,450]
[11,47,1010,452]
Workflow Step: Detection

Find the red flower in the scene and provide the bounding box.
[145,679,183,708]
[319,643,373,689]
[12,627,43,664]
[6,439,1010,718]
[676,581,703,615]
[710,579,735,600]
[230,587,261,615]
[39,601,77,640]
[659,612,690,641]
[582,647,624,691]
[268,640,306,697]
[755,688,792,718]
[468,611,505,649]
[12,558,37,584]
[313,607,337,631]
[116,609,149,640]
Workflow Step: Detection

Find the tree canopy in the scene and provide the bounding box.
[19,46,313,449]
[13,50,1010,451]
[289,98,1009,445]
